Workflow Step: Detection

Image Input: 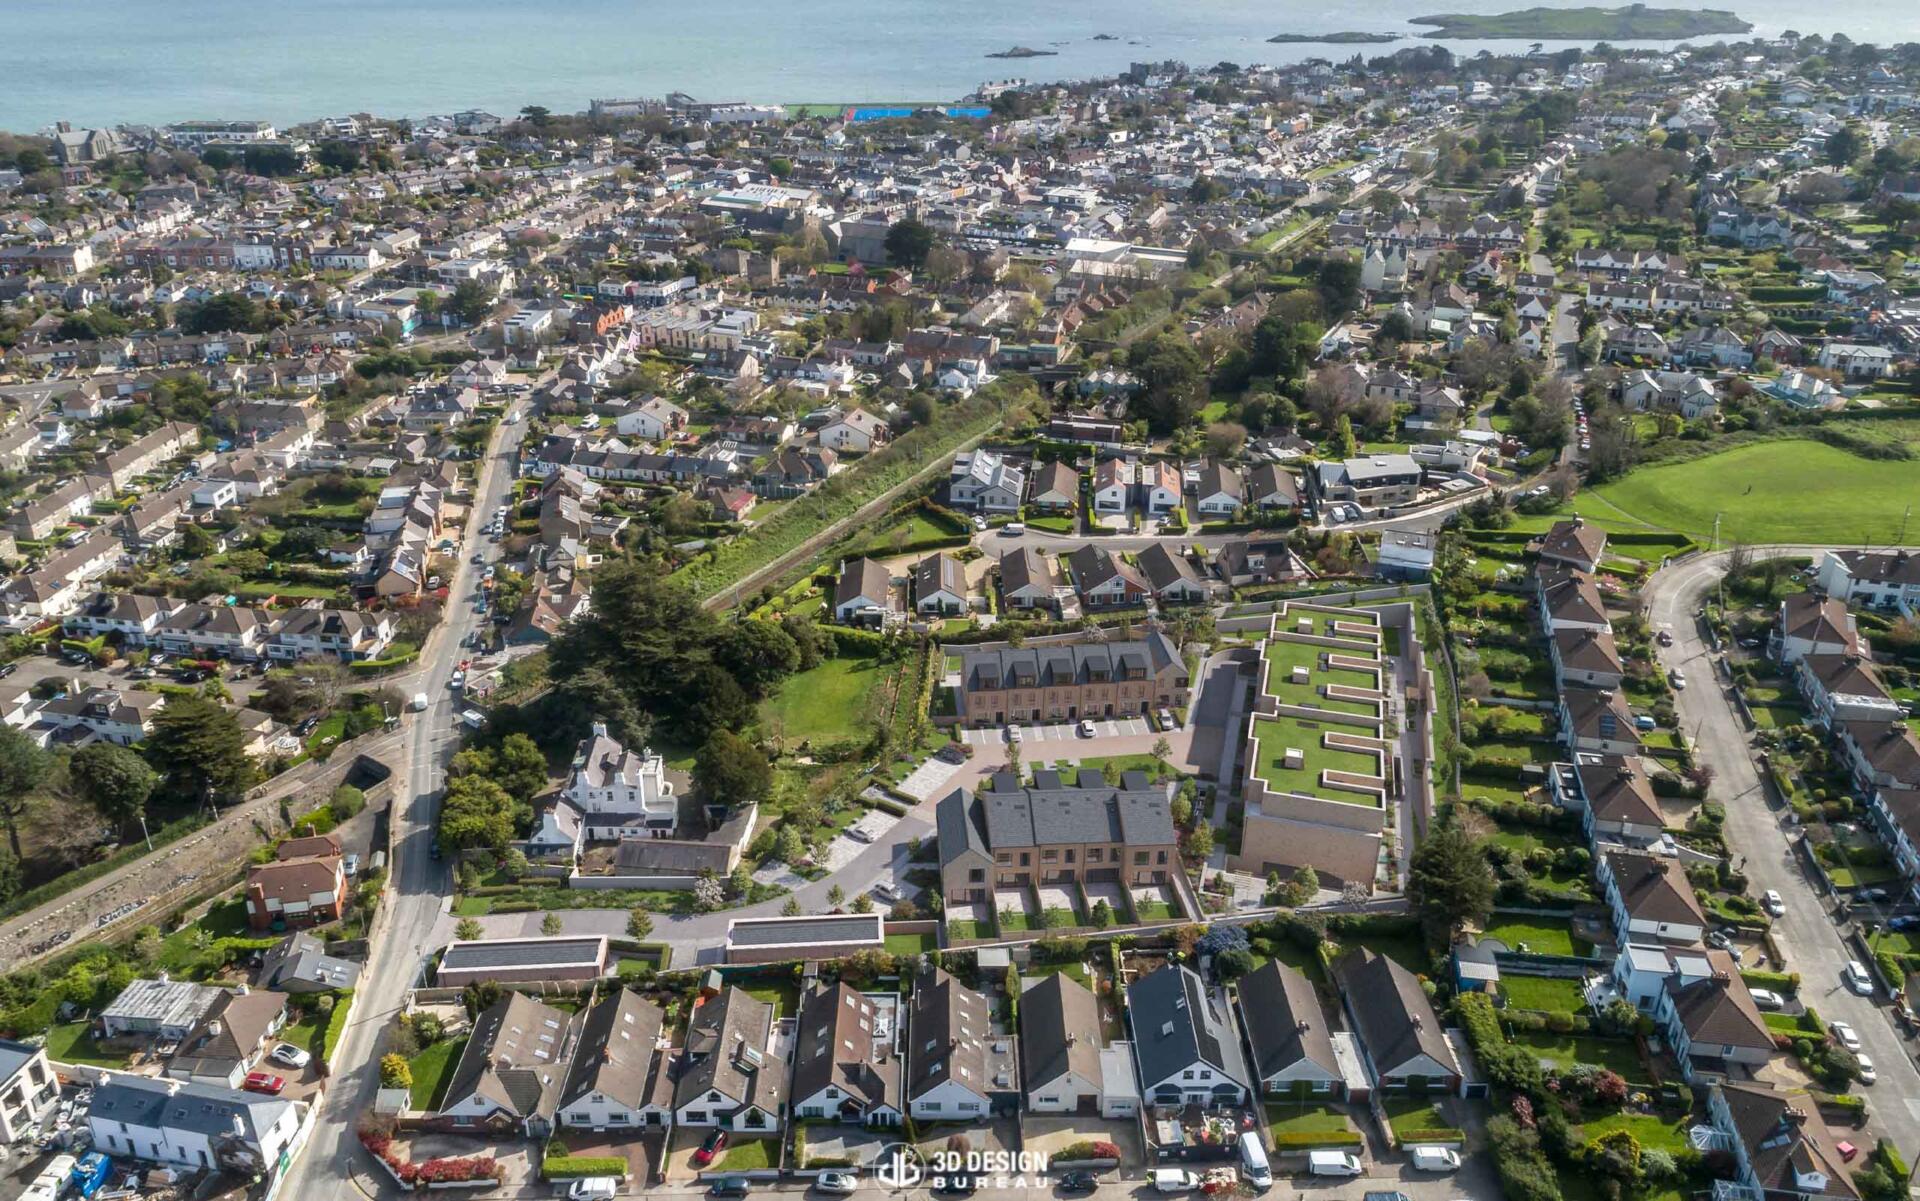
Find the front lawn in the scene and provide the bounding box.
[1266,1102,1360,1146]
[946,919,989,940]
[409,1037,466,1110]
[1380,1096,1463,1142]
[885,932,937,956]
[714,1138,777,1172]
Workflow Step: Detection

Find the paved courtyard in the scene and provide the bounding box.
[895,756,965,801]
[959,716,1154,745]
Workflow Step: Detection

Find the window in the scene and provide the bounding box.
[1183,1070,1195,1080]
[969,869,985,882]
[1086,848,1102,863]
[1065,849,1075,863]
[1020,853,1031,867]
[1157,851,1168,865]
[1134,852,1149,865]
[1042,850,1057,862]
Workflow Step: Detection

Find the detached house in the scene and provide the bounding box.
[557,989,675,1133]
[789,983,903,1127]
[1657,951,1773,1082]
[1773,593,1860,664]
[948,450,1025,514]
[818,408,889,453]
[165,990,289,1089]
[1334,950,1462,1096]
[1237,960,1343,1099]
[1020,973,1138,1118]
[674,987,788,1132]
[563,723,677,840]
[1534,518,1608,573]
[1597,849,1706,947]
[833,557,898,626]
[1126,964,1250,1107]
[1066,545,1147,609]
[906,967,1016,1122]
[435,993,572,1137]
[1706,1082,1862,1201]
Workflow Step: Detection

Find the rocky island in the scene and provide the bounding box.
[1268,31,1402,43]
[986,45,1058,58]
[1410,4,1752,39]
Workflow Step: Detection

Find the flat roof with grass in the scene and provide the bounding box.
[1262,638,1384,716]
[1248,714,1384,805]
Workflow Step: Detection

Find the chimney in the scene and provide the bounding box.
[1297,1020,1311,1034]
[1410,1015,1422,1030]
[207,1020,223,1039]
[591,721,608,738]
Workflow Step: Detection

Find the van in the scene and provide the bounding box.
[1151,1169,1198,1193]
[567,1178,620,1200]
[1003,522,1026,536]
[409,692,429,712]
[1238,1135,1274,1190]
[1308,1150,1363,1177]
[1409,1146,1462,1172]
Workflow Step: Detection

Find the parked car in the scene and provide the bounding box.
[1831,1021,1861,1051]
[813,1172,858,1196]
[242,1072,285,1094]
[568,1180,620,1200]
[1077,719,1096,738]
[1055,1171,1099,1193]
[1705,929,1733,950]
[1656,630,1674,647]
[1158,708,1176,730]
[343,853,360,878]
[708,1178,751,1198]
[1858,887,1891,904]
[1669,668,1687,689]
[1748,989,1785,1011]
[1843,960,1875,996]
[1857,1053,1877,1084]
[268,1043,311,1069]
[1763,889,1785,917]
[692,1129,728,1167]
[1150,1170,1198,1193]
[1888,915,1920,932]
[1006,724,1023,744]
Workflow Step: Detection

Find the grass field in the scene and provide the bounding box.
[1579,440,1920,544]
[45,1022,133,1069]
[1578,1111,1692,1152]
[759,656,894,743]
[1266,1103,1358,1144]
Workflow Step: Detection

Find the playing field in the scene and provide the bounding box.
[1579,440,1920,545]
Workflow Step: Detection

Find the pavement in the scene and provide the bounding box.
[275,397,532,1200]
[1647,545,1920,1154]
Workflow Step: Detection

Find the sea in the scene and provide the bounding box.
[0,0,1911,133]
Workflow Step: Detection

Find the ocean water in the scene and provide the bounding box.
[0,0,1909,132]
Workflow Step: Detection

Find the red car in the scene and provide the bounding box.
[692,1129,728,1167]
[243,1072,286,1095]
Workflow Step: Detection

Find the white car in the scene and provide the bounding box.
[1077,719,1096,738]
[1006,724,1023,744]
[1762,889,1785,917]
[1670,668,1687,689]
[567,1180,620,1200]
[1831,1021,1861,1052]
[1747,988,1785,1011]
[268,1042,312,1069]
[1856,1053,1877,1084]
[814,1172,858,1196]
[1844,960,1875,996]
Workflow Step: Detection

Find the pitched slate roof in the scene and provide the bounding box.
[559,988,670,1113]
[442,992,573,1121]
[906,966,1014,1102]
[1019,973,1104,1095]
[1335,950,1455,1078]
[1579,756,1664,828]
[1605,849,1708,928]
[1717,1082,1861,1201]
[791,982,901,1114]
[1238,959,1338,1082]
[974,768,1176,849]
[1668,950,1772,1052]
[1128,963,1246,1090]
[676,987,787,1114]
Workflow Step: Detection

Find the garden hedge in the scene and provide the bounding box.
[543,1156,629,1180]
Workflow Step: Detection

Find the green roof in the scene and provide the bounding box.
[1248,714,1384,806]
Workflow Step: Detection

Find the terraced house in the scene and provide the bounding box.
[933,769,1183,903]
[953,632,1188,726]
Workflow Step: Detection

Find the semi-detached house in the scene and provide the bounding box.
[905,966,1016,1122]
[673,987,787,1132]
[557,989,675,1133]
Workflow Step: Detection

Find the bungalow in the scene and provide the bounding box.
[1126,964,1251,1107]
[1334,950,1462,1095]
[1137,542,1208,604]
[1619,370,1717,420]
[558,989,676,1133]
[165,990,288,1089]
[674,987,788,1132]
[789,983,903,1127]
[1597,849,1707,947]
[1027,460,1079,512]
[435,993,572,1137]
[1192,460,1243,517]
[1067,545,1148,608]
[998,548,1060,613]
[1246,463,1300,512]
[906,967,1016,1122]
[1213,538,1307,587]
[1237,960,1343,1099]
[833,557,898,625]
[1020,973,1137,1118]
[912,553,969,616]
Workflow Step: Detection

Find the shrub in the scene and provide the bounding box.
[542,1156,630,1180]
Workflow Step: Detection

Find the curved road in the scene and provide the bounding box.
[1647,546,1920,1159]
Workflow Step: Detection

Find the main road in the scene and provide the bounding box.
[1647,546,1920,1157]
[278,402,531,1198]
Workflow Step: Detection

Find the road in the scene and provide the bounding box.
[277,401,532,1199]
[1647,546,1920,1157]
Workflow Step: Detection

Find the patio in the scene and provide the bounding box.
[1022,1116,1146,1166]
[1131,882,1180,921]
[1035,882,1083,925]
[1084,879,1129,923]
[994,886,1037,931]
[796,1124,893,1169]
